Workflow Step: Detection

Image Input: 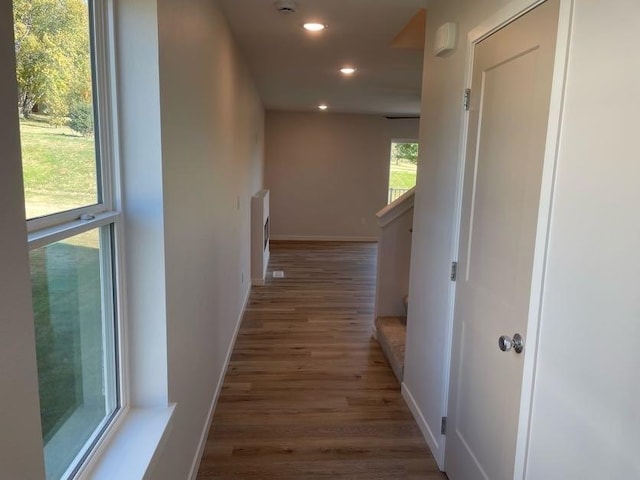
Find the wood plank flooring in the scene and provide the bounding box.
[196,241,445,479]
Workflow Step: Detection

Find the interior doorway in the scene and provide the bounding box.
[388,141,418,203]
[445,0,560,478]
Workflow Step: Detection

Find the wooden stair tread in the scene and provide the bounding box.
[375,316,406,383]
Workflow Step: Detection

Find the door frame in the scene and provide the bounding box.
[443,0,575,477]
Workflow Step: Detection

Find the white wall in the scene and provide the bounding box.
[375,203,414,318]
[525,1,640,477]
[265,111,418,240]
[0,1,46,476]
[115,0,169,409]
[406,0,640,476]
[151,0,265,478]
[404,0,512,466]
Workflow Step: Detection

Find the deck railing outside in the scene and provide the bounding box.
[388,188,410,204]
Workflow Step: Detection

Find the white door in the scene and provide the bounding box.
[445,1,559,479]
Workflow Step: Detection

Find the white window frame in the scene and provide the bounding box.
[26,0,118,234]
[23,0,127,478]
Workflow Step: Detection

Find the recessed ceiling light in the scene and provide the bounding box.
[318,104,328,110]
[303,23,326,32]
[340,67,357,75]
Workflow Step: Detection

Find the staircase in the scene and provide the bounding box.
[375,293,408,382]
[374,190,414,383]
[375,316,406,382]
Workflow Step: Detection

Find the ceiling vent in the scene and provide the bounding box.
[274,0,298,14]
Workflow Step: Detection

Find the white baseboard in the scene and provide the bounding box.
[270,235,377,242]
[401,382,445,470]
[187,283,251,480]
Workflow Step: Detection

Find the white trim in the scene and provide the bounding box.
[77,405,176,480]
[467,0,546,42]
[438,0,484,469]
[47,406,121,480]
[27,204,110,233]
[390,137,419,144]
[103,0,122,214]
[402,383,444,467]
[99,224,118,414]
[101,0,128,413]
[88,0,130,422]
[112,217,130,408]
[270,235,378,243]
[376,187,415,227]
[516,1,574,478]
[186,283,252,480]
[92,0,117,213]
[443,0,574,477]
[28,211,119,250]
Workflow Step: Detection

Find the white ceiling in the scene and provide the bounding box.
[217,0,428,116]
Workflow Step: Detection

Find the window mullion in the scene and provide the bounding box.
[26,204,111,234]
[28,211,120,251]
[99,225,119,413]
[92,0,116,212]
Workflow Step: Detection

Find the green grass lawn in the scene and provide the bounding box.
[389,159,417,189]
[30,240,104,442]
[389,170,417,189]
[388,159,417,203]
[20,116,98,219]
[21,117,107,454]
[389,158,417,199]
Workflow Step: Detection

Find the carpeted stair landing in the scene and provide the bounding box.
[375,316,406,383]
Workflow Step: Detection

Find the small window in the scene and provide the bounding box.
[13,0,121,478]
[388,141,419,204]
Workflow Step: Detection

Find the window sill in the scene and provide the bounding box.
[78,405,176,480]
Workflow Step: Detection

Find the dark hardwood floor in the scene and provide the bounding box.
[196,241,445,479]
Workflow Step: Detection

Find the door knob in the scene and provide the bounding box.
[498,333,524,354]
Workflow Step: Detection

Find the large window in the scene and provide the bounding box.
[13,1,121,478]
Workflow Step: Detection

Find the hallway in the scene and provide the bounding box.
[196,241,445,479]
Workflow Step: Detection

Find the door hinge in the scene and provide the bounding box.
[450,261,458,281]
[463,88,471,111]
[441,416,447,435]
